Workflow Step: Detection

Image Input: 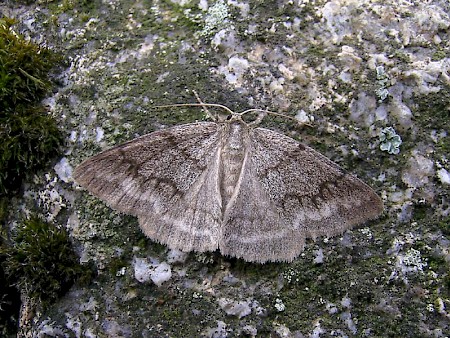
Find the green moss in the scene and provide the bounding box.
[0,262,20,337]
[0,216,89,306]
[431,49,447,61]
[0,198,8,225]
[0,222,20,337]
[393,50,412,63]
[229,258,282,282]
[107,257,129,276]
[427,253,446,273]
[436,136,450,155]
[275,247,436,336]
[444,273,450,294]
[0,18,58,109]
[412,86,450,129]
[0,17,63,195]
[412,203,430,221]
[0,215,93,336]
[437,216,450,237]
[0,107,62,195]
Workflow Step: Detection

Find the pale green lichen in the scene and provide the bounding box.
[401,248,427,272]
[390,245,429,282]
[379,127,402,154]
[200,0,230,37]
[375,65,390,102]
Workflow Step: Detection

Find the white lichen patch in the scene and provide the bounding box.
[313,248,324,264]
[295,109,314,124]
[341,295,352,308]
[437,168,450,185]
[386,187,415,221]
[32,320,67,337]
[390,248,428,282]
[95,127,104,143]
[402,152,435,188]
[325,302,338,314]
[28,173,68,222]
[133,257,172,287]
[282,267,300,284]
[404,59,450,95]
[217,56,250,86]
[359,227,373,239]
[65,313,82,337]
[274,298,285,312]
[339,45,362,69]
[166,248,188,263]
[387,233,417,255]
[210,28,237,51]
[203,320,228,338]
[273,322,291,338]
[54,157,74,183]
[200,0,230,37]
[389,97,414,129]
[400,248,428,272]
[319,1,354,45]
[217,297,252,318]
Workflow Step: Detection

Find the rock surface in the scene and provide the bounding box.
[1,0,449,336]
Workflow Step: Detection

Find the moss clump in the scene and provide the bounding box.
[0,17,58,110]
[0,217,87,308]
[437,216,450,237]
[0,224,20,337]
[0,264,20,337]
[0,215,95,337]
[0,17,63,195]
[1,106,62,194]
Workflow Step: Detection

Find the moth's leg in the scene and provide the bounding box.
[247,111,267,126]
[193,90,217,122]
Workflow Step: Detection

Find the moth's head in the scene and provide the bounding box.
[219,112,245,124]
[216,110,268,128]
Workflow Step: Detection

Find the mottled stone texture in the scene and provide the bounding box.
[1,0,449,337]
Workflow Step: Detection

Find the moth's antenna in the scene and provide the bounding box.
[151,91,235,121]
[241,108,313,128]
[152,95,312,128]
[151,102,234,114]
[193,90,216,121]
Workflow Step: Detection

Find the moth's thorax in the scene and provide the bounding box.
[220,120,249,210]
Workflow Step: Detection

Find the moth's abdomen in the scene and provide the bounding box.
[220,122,248,210]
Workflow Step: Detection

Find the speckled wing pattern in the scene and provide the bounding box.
[74,122,224,252]
[220,127,383,262]
[74,118,383,263]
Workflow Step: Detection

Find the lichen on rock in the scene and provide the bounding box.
[1,0,449,337]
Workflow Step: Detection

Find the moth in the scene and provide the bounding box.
[73,102,383,263]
